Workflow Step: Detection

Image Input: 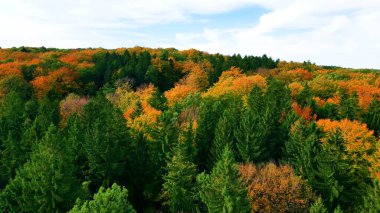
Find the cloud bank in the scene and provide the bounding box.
[0,0,379,68]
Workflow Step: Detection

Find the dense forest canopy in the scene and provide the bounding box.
[0,46,379,212]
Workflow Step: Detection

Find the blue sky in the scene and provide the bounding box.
[0,0,379,68]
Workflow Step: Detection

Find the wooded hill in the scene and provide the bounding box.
[0,46,379,212]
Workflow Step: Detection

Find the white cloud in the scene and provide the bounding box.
[173,0,380,68]
[0,0,379,68]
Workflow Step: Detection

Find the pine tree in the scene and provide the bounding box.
[197,146,250,213]
[69,183,136,213]
[0,124,79,212]
[161,130,198,212]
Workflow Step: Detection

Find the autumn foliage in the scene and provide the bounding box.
[165,61,209,105]
[239,162,316,213]
[31,67,79,98]
[204,67,266,97]
[292,102,316,122]
[1,47,380,212]
[316,119,380,179]
[59,94,88,126]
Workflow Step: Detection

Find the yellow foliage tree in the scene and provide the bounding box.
[203,67,266,98]
[316,119,380,179]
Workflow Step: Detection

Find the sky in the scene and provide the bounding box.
[1,0,379,69]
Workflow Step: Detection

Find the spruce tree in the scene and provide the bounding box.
[195,99,224,171]
[211,99,241,163]
[69,183,136,213]
[338,90,361,120]
[0,124,79,212]
[360,180,380,213]
[197,146,250,213]
[125,131,163,212]
[234,110,265,163]
[309,198,328,213]
[364,99,380,135]
[0,91,26,187]
[82,95,130,188]
[285,120,370,211]
[148,89,168,111]
[161,130,198,212]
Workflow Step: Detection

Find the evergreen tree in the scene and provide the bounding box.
[69,183,136,213]
[135,51,151,85]
[261,79,292,160]
[296,84,313,108]
[64,115,87,181]
[364,99,380,135]
[82,95,130,188]
[125,131,163,212]
[0,91,26,187]
[360,180,380,213]
[148,88,168,111]
[144,64,159,86]
[234,109,266,163]
[211,98,241,163]
[309,197,328,213]
[338,90,361,120]
[197,146,250,213]
[212,115,235,163]
[0,125,79,212]
[195,99,224,171]
[161,129,198,212]
[285,121,370,211]
[33,97,60,138]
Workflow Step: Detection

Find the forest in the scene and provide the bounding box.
[0,46,379,212]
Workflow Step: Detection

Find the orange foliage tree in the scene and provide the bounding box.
[31,67,79,98]
[0,61,22,78]
[284,68,313,82]
[292,102,316,122]
[165,61,209,105]
[239,162,316,213]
